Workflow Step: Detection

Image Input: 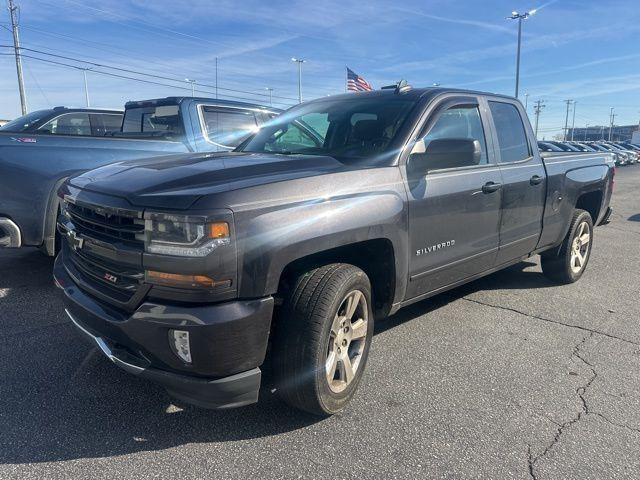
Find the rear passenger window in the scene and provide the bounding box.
[489,101,531,163]
[201,107,258,149]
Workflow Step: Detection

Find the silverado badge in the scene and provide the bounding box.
[416,240,455,256]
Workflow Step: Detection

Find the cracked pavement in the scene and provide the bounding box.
[1,167,639,479]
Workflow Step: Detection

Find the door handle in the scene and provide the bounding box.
[530,175,544,185]
[482,181,502,194]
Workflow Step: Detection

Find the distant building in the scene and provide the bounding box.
[568,124,639,142]
[0,119,9,127]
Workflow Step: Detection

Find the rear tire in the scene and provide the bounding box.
[541,209,594,284]
[273,263,374,416]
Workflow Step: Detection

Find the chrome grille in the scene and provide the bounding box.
[66,201,145,248]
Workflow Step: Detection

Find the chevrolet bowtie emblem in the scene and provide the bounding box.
[67,230,84,251]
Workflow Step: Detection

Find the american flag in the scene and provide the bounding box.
[346,67,373,92]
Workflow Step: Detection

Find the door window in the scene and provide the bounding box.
[419,105,488,168]
[488,101,531,162]
[90,114,123,136]
[201,107,259,148]
[38,113,91,136]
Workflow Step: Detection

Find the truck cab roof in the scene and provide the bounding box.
[124,96,279,113]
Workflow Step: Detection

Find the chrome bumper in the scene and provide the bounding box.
[0,218,21,247]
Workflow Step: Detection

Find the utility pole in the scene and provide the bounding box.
[265,87,273,106]
[508,9,536,98]
[82,68,90,107]
[608,107,616,141]
[563,99,573,141]
[7,0,27,115]
[533,100,545,139]
[291,57,305,103]
[215,57,218,99]
[570,101,577,141]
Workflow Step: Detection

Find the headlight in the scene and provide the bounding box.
[144,213,230,257]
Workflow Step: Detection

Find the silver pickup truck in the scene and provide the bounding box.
[0,97,279,254]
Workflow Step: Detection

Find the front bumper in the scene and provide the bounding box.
[54,254,274,409]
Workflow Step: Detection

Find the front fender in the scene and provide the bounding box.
[230,169,409,302]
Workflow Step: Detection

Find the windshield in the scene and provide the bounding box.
[0,110,51,132]
[240,96,417,163]
[122,104,184,138]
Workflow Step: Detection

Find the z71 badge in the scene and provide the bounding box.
[416,240,455,256]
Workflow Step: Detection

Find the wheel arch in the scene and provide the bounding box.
[41,176,69,256]
[275,239,397,319]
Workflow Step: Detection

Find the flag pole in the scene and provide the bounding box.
[345,66,348,92]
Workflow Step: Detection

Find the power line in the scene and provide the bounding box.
[0,52,295,107]
[0,44,299,102]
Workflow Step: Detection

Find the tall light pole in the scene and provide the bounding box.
[584,123,589,141]
[563,99,573,141]
[82,68,91,107]
[265,87,273,106]
[291,57,305,103]
[185,78,196,97]
[508,9,536,99]
[524,93,529,110]
[7,0,27,115]
[570,101,577,141]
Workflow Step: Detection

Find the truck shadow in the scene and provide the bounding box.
[0,252,553,465]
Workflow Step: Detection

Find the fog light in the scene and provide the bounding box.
[169,330,192,364]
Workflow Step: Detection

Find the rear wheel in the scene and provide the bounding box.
[273,263,374,415]
[541,209,594,284]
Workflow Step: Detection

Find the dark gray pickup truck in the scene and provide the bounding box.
[54,87,614,415]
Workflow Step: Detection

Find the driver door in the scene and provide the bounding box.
[404,96,502,299]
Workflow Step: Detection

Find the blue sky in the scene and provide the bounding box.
[1,0,639,138]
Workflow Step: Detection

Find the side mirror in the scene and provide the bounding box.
[408,138,482,174]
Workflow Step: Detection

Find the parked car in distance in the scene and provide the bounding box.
[55,86,615,415]
[603,142,638,164]
[537,141,563,152]
[617,142,640,152]
[547,141,581,152]
[594,142,633,165]
[587,142,625,166]
[0,107,123,137]
[566,142,597,153]
[0,97,280,254]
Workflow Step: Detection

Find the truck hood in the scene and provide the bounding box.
[69,151,349,209]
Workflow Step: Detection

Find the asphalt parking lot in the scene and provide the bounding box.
[1,166,639,480]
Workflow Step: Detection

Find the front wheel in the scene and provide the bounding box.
[273,263,374,416]
[541,209,594,284]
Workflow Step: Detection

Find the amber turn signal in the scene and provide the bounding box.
[146,270,230,289]
[208,222,229,239]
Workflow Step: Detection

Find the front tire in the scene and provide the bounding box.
[541,209,594,284]
[273,263,374,416]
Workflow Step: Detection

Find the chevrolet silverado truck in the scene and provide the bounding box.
[54,86,614,415]
[0,97,279,254]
